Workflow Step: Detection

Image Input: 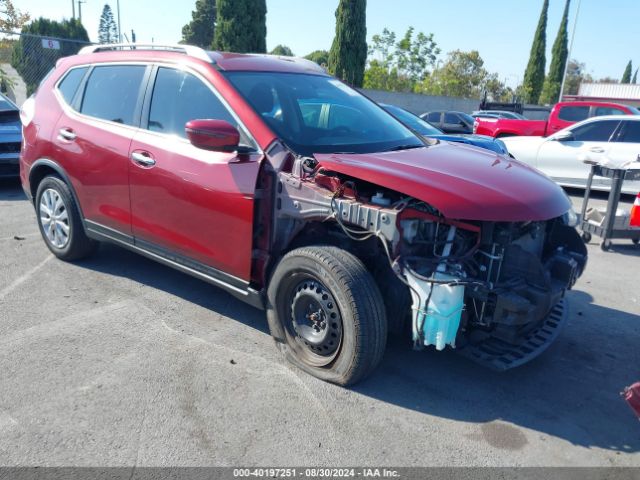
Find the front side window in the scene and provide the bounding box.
[57,67,88,105]
[80,65,146,126]
[570,120,619,142]
[224,72,421,156]
[148,67,240,138]
[444,112,460,124]
[594,106,626,116]
[618,121,640,143]
[558,106,589,122]
[426,112,441,123]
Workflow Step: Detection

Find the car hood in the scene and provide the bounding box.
[431,133,505,153]
[314,142,570,222]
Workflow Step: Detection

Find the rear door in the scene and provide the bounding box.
[53,64,149,234]
[606,119,640,192]
[442,112,468,134]
[128,66,262,281]
[536,119,620,187]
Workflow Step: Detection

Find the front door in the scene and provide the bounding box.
[128,66,262,281]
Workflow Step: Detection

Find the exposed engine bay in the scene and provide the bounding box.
[258,145,588,370]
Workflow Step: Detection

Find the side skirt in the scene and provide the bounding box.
[85,220,265,310]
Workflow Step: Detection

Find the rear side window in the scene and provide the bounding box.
[618,121,640,143]
[57,67,88,105]
[426,112,440,122]
[80,65,146,126]
[594,106,626,116]
[558,106,589,122]
[148,67,238,138]
[571,120,619,142]
[444,112,459,124]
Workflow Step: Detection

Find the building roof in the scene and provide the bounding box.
[578,82,640,101]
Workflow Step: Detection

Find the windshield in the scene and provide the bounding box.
[382,104,443,136]
[224,72,423,155]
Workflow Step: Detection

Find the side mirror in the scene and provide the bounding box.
[554,131,574,142]
[185,119,240,152]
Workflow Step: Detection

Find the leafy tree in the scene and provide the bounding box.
[522,0,549,104]
[621,60,632,84]
[181,0,216,48]
[633,69,638,84]
[0,0,29,30]
[12,17,89,95]
[363,27,439,92]
[485,74,512,102]
[563,59,592,95]
[539,0,570,104]
[98,4,118,44]
[213,0,266,53]
[418,50,488,98]
[328,0,367,87]
[304,50,329,67]
[270,44,293,56]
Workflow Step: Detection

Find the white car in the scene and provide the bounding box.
[503,115,640,194]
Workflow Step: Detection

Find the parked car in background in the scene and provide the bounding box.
[472,110,526,120]
[503,115,640,194]
[420,110,475,134]
[474,101,640,139]
[0,93,22,178]
[381,104,508,155]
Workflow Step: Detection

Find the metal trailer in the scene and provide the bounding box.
[579,163,640,251]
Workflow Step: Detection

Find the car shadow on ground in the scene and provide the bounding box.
[78,242,640,455]
[0,178,26,201]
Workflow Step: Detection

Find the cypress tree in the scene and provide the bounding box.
[181,0,216,48]
[539,0,570,104]
[522,0,549,104]
[98,4,118,44]
[213,0,266,53]
[328,0,367,87]
[632,68,638,84]
[621,60,632,84]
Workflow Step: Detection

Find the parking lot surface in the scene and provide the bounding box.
[0,178,638,467]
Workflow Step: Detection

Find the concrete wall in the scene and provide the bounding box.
[359,88,480,115]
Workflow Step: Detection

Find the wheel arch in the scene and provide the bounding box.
[29,159,85,220]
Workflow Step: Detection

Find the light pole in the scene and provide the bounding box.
[559,0,582,101]
[116,0,122,43]
[77,0,86,22]
[71,0,75,19]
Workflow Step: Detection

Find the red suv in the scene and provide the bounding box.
[20,44,587,385]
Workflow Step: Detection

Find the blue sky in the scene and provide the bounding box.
[12,0,640,87]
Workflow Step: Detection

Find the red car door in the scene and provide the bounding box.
[53,64,149,234]
[128,66,262,281]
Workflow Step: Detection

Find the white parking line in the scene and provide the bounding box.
[0,255,52,299]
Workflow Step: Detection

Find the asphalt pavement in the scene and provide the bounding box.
[0,178,638,467]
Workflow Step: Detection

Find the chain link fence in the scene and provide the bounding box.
[0,29,93,106]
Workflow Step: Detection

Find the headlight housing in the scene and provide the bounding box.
[562,206,579,227]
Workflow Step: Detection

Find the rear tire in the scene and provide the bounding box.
[267,246,387,386]
[35,176,97,261]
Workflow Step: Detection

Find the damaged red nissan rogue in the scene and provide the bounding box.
[20,44,587,385]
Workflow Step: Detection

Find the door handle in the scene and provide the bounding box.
[589,147,605,154]
[131,151,156,167]
[58,128,76,141]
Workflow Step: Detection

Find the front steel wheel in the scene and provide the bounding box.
[267,246,387,386]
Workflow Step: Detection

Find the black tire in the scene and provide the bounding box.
[600,240,611,252]
[581,232,592,243]
[35,176,97,261]
[267,246,387,386]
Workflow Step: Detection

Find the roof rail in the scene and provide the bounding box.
[77,43,213,63]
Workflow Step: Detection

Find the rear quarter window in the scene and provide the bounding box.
[558,106,590,122]
[57,67,88,105]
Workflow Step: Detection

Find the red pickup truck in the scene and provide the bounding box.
[473,101,639,138]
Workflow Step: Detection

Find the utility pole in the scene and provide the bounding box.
[559,0,582,101]
[71,0,75,19]
[77,0,87,23]
[116,0,122,43]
